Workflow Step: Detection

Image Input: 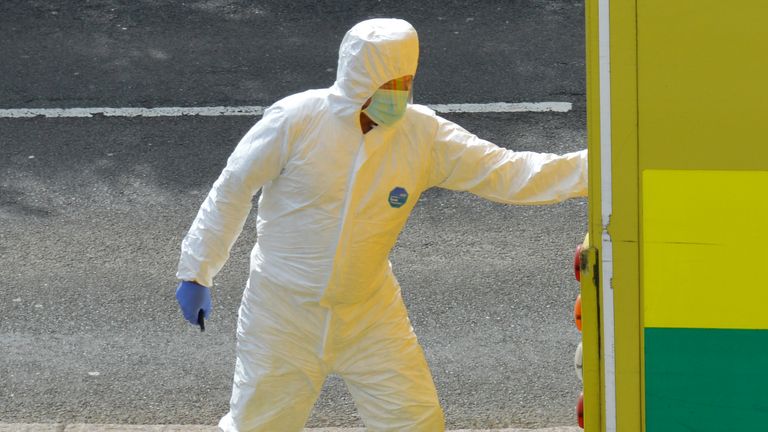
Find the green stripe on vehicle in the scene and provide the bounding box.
[645,327,768,431]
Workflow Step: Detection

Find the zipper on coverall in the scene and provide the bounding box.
[318,134,368,363]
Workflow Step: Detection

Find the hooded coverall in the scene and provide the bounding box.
[177,18,588,432]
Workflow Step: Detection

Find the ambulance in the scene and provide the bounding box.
[573,1,768,430]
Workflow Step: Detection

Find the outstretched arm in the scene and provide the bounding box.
[176,105,291,287]
[429,116,587,204]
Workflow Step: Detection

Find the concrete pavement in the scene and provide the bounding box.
[0,425,581,432]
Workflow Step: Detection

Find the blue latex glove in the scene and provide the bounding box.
[176,281,212,326]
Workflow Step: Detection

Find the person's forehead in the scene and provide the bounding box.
[379,75,413,90]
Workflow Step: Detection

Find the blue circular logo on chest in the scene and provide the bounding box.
[388,187,408,208]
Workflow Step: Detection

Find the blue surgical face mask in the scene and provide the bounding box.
[363,89,410,126]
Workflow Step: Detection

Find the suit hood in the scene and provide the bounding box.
[331,18,419,111]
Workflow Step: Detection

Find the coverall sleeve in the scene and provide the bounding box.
[429,116,588,204]
[176,106,292,287]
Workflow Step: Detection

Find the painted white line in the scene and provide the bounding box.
[427,102,572,113]
[0,425,581,432]
[0,106,266,118]
[0,102,572,119]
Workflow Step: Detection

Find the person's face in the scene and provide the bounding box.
[363,75,414,108]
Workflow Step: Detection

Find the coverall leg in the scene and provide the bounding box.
[333,283,445,432]
[219,284,329,432]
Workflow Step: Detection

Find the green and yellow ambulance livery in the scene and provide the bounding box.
[577,1,768,431]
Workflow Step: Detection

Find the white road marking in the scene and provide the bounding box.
[428,102,571,113]
[0,102,571,119]
[0,425,581,432]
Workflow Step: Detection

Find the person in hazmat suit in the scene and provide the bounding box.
[175,18,587,432]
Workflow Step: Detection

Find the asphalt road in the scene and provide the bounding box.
[0,0,587,429]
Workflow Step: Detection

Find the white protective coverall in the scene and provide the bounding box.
[177,18,587,432]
